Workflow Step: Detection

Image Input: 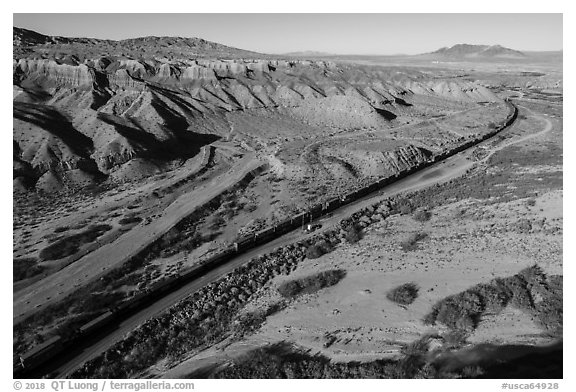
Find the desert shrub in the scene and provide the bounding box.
[471,283,509,313]
[526,198,537,207]
[533,284,563,333]
[399,204,413,215]
[398,352,428,378]
[344,225,362,244]
[400,232,428,252]
[521,267,563,332]
[305,240,333,259]
[306,245,324,259]
[13,257,44,281]
[277,269,346,298]
[545,274,562,293]
[39,224,113,261]
[518,264,546,285]
[515,218,533,233]
[426,291,484,331]
[119,216,143,225]
[244,203,258,212]
[441,330,468,349]
[220,208,236,220]
[412,210,432,222]
[536,305,563,334]
[53,226,69,233]
[496,275,532,310]
[401,335,433,356]
[387,282,419,305]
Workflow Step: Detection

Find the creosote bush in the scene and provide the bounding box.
[277,269,346,298]
[387,282,419,305]
[344,225,362,244]
[400,232,428,252]
[305,240,333,259]
[412,210,432,222]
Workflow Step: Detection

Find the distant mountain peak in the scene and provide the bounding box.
[429,43,525,58]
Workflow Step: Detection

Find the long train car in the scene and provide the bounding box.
[275,217,293,232]
[116,290,151,313]
[254,227,276,243]
[147,275,182,296]
[18,335,64,372]
[78,311,116,336]
[309,204,323,218]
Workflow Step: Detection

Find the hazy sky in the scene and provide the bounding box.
[13,14,562,55]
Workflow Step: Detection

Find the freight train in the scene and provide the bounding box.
[14,100,517,377]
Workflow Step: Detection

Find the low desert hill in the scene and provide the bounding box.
[427,44,526,59]
[13,27,263,61]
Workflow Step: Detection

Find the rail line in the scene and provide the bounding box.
[14,100,518,378]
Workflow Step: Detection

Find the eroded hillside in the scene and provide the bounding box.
[13,26,559,379]
[13,27,504,195]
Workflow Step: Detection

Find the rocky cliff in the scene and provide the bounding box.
[316,144,433,181]
[13,27,501,193]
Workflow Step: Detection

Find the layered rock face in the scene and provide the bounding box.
[13,27,501,192]
[304,143,433,182]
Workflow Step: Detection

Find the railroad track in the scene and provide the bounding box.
[15,101,518,378]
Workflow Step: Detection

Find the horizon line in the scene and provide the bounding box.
[13,24,564,56]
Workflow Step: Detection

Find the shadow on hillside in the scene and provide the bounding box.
[13,102,94,158]
[435,340,563,379]
[374,107,397,120]
[97,100,219,163]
